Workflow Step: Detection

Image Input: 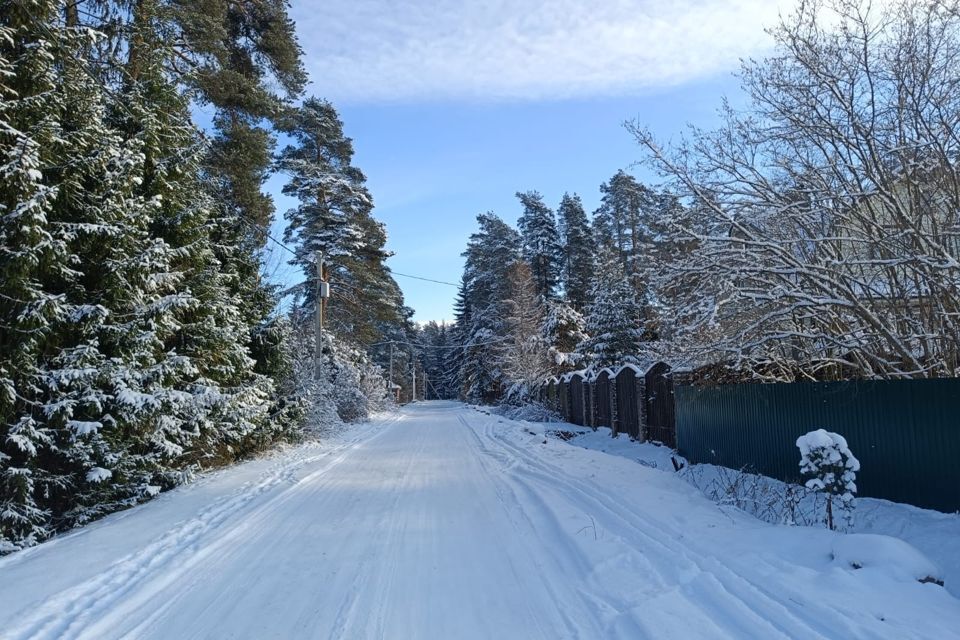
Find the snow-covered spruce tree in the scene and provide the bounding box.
[632,0,960,381]
[446,279,471,400]
[0,0,187,547]
[0,0,215,546]
[457,297,506,404]
[134,0,307,440]
[797,429,860,531]
[247,313,305,448]
[498,261,552,403]
[120,4,278,476]
[0,0,82,549]
[418,321,457,400]
[516,191,562,300]
[557,193,594,313]
[542,298,588,372]
[454,213,522,402]
[577,247,645,368]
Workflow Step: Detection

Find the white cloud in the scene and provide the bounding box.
[291,0,789,103]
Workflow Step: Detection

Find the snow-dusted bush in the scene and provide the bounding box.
[490,402,563,424]
[797,429,860,531]
[288,329,395,434]
[680,464,826,527]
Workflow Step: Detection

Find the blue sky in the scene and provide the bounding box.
[265,0,788,323]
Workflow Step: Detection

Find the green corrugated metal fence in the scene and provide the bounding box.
[676,379,960,512]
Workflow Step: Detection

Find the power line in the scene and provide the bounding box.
[366,337,506,351]
[253,223,297,257]
[254,226,459,291]
[390,271,459,287]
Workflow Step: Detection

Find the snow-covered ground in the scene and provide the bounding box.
[567,425,960,599]
[0,401,956,639]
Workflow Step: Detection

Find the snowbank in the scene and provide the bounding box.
[561,424,960,596]
[832,534,943,585]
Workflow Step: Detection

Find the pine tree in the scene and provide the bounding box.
[595,171,669,340]
[557,193,594,312]
[277,98,408,349]
[516,191,562,299]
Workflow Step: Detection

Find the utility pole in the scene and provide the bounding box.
[389,341,394,388]
[411,351,416,403]
[314,251,329,378]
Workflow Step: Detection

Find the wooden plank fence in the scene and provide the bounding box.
[541,363,677,446]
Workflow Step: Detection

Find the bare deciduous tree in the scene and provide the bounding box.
[499,261,553,402]
[633,0,960,381]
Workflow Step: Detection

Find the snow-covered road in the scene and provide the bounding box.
[0,401,956,639]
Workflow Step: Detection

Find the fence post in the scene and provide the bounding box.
[610,375,620,436]
[635,369,646,442]
[587,378,596,430]
[580,374,590,427]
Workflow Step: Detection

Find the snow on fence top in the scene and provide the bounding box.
[546,361,664,386]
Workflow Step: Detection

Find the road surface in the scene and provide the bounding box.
[0,401,955,639]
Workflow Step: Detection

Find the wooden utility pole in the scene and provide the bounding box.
[411,349,416,403]
[389,341,394,387]
[314,251,324,377]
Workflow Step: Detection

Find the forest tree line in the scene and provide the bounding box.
[0,0,413,551]
[426,0,960,404]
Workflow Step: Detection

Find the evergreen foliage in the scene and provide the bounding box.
[456,213,521,402]
[556,193,594,312]
[0,0,403,553]
[276,98,409,348]
[578,248,645,367]
[418,322,457,400]
[515,191,562,300]
[542,299,587,371]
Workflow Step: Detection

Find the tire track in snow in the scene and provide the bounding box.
[482,420,823,638]
[119,415,410,640]
[463,412,839,640]
[458,414,611,640]
[325,420,426,640]
[4,416,400,640]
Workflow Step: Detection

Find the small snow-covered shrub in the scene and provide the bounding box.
[680,464,826,527]
[797,429,860,531]
[491,402,562,424]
